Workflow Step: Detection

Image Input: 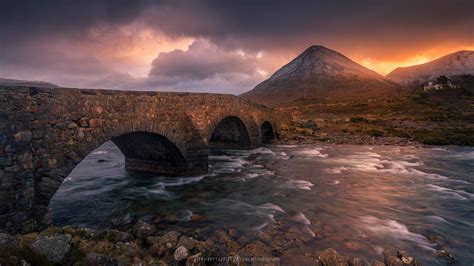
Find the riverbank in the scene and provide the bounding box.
[0,221,427,265]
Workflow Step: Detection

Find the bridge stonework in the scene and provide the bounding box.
[0,86,279,233]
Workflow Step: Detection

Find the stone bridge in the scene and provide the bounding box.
[0,86,279,232]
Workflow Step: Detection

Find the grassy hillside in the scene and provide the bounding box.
[277,75,474,146]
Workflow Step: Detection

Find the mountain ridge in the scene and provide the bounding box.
[386,50,474,84]
[241,45,400,106]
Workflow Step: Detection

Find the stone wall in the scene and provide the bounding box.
[0,86,279,233]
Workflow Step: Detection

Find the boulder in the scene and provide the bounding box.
[435,249,456,264]
[397,250,420,265]
[132,220,155,239]
[186,252,205,266]
[106,229,133,243]
[178,236,198,250]
[0,233,18,249]
[174,246,190,261]
[84,253,118,266]
[318,248,348,266]
[348,257,364,266]
[30,234,71,263]
[280,254,321,265]
[147,231,179,256]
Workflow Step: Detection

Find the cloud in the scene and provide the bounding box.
[150,39,259,79]
[1,0,473,92]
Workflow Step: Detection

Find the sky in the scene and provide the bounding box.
[1,0,473,94]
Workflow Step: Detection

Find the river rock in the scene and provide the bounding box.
[30,234,71,263]
[237,241,272,258]
[106,229,133,243]
[435,249,456,264]
[178,236,198,250]
[280,254,321,265]
[84,252,118,266]
[133,220,155,239]
[0,233,18,249]
[190,214,205,222]
[318,248,348,266]
[348,257,364,266]
[397,250,420,265]
[148,231,179,256]
[371,260,385,266]
[187,252,205,266]
[174,246,190,261]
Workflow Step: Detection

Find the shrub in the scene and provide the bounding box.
[350,117,369,123]
[367,129,383,137]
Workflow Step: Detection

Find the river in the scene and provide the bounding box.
[50,142,474,264]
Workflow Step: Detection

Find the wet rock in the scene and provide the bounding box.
[280,254,321,265]
[186,252,205,266]
[194,239,214,254]
[370,260,385,266]
[237,241,272,258]
[30,234,71,263]
[318,248,348,266]
[84,253,118,266]
[344,241,363,251]
[190,214,205,223]
[133,220,155,239]
[428,234,448,246]
[348,257,364,266]
[174,246,190,261]
[178,236,198,250]
[147,231,179,256]
[383,252,403,266]
[0,233,18,249]
[435,249,456,264]
[397,251,420,265]
[106,230,132,243]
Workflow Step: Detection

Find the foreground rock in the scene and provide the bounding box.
[0,225,428,265]
[30,234,71,263]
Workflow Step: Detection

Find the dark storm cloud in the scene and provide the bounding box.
[0,0,473,92]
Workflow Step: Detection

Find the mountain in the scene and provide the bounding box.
[0,78,59,88]
[387,50,474,84]
[241,45,400,106]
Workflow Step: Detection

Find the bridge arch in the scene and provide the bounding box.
[260,121,276,143]
[33,115,208,227]
[209,116,251,149]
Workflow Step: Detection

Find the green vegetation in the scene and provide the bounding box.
[279,75,474,146]
[412,128,474,145]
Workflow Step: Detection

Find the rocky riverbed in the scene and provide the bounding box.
[0,220,426,265]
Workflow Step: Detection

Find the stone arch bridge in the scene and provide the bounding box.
[0,86,279,232]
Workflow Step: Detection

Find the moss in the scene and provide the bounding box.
[367,129,383,137]
[0,246,53,266]
[349,117,369,123]
[413,128,474,145]
[384,128,410,138]
[39,227,64,236]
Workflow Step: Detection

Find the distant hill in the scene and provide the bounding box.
[387,50,474,85]
[241,45,400,106]
[0,78,59,88]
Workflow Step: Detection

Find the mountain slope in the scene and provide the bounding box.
[0,78,59,88]
[387,50,474,84]
[241,45,400,106]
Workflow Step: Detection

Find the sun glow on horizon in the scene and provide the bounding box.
[358,45,474,76]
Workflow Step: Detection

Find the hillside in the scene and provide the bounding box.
[387,50,474,84]
[0,78,59,88]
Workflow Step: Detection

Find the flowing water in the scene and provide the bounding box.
[50,142,474,264]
